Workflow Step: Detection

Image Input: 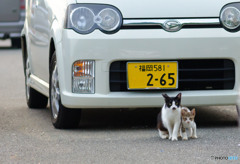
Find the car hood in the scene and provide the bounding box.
[75,0,234,18]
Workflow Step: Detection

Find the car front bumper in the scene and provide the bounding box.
[56,28,240,108]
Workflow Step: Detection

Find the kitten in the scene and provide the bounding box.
[157,93,182,141]
[181,107,197,140]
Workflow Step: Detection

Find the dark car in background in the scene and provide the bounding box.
[0,0,25,48]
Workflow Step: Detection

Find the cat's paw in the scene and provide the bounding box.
[191,135,198,139]
[158,131,169,139]
[182,136,188,140]
[182,132,188,140]
[160,135,169,139]
[171,137,178,141]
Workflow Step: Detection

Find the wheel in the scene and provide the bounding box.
[25,56,48,108]
[11,38,21,48]
[50,52,81,129]
[237,105,240,127]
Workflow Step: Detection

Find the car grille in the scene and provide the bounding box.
[121,18,222,31]
[110,59,235,92]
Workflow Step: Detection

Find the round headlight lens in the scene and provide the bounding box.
[220,7,240,30]
[97,8,121,32]
[70,7,95,32]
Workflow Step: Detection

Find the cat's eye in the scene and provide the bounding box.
[175,102,179,105]
[168,103,172,106]
[183,118,187,121]
[190,118,193,121]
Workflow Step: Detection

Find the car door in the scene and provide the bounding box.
[28,0,50,83]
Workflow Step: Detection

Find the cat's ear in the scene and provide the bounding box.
[162,93,170,99]
[181,109,186,116]
[176,93,182,100]
[181,108,187,115]
[191,108,196,116]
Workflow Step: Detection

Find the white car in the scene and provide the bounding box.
[21,0,240,128]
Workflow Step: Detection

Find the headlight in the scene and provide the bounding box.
[220,3,240,32]
[70,7,95,32]
[66,4,122,34]
[98,8,121,31]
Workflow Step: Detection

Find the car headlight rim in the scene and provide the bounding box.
[97,8,121,32]
[220,6,240,30]
[70,7,95,33]
[67,4,123,35]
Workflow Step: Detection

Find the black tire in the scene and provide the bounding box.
[11,38,21,48]
[25,56,48,108]
[50,52,81,129]
[237,105,240,127]
[27,88,48,108]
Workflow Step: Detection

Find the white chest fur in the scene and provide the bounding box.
[161,104,181,141]
[162,104,181,125]
[182,121,194,129]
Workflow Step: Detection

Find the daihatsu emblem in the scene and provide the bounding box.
[163,20,182,32]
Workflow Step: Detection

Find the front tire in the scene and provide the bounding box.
[50,52,81,129]
[25,57,48,108]
[237,105,240,127]
[11,38,21,48]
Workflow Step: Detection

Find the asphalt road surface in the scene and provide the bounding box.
[0,40,240,164]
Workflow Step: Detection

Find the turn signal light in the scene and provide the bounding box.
[72,61,95,94]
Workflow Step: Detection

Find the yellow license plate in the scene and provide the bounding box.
[127,62,178,90]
